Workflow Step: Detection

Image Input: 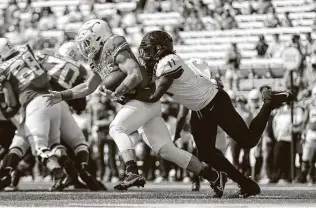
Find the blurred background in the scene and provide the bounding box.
[1,0,316,186]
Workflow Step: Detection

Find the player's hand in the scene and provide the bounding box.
[43,90,62,107]
[172,134,181,144]
[99,86,114,98]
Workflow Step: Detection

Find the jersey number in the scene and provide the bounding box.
[49,60,79,89]
[12,52,44,86]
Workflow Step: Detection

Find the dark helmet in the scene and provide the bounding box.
[139,30,174,64]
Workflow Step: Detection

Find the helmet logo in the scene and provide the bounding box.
[86,21,101,33]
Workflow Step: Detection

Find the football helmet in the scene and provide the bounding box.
[139,30,174,63]
[0,38,17,64]
[76,19,112,59]
[57,42,81,61]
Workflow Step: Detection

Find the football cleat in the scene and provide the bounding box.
[50,168,72,192]
[114,173,146,191]
[0,168,12,191]
[238,177,261,198]
[210,171,228,198]
[191,178,201,192]
[262,89,293,109]
[79,168,107,191]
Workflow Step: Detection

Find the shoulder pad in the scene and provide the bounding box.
[156,54,183,77]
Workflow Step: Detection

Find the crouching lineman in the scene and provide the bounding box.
[135,30,293,198]
[0,38,69,191]
[0,41,106,191]
[45,19,227,195]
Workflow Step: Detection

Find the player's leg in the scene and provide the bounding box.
[214,89,292,149]
[109,100,164,189]
[0,134,30,190]
[299,134,316,183]
[190,112,256,198]
[140,116,223,195]
[59,102,106,191]
[25,96,67,191]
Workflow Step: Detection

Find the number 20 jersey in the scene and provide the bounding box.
[0,45,50,107]
[155,54,218,111]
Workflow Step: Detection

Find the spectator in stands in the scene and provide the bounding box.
[184,9,205,31]
[271,103,293,184]
[69,5,83,23]
[257,0,273,14]
[281,12,293,27]
[266,34,284,58]
[225,43,241,90]
[38,7,56,31]
[121,9,138,28]
[264,8,281,28]
[221,7,238,30]
[302,33,313,60]
[109,9,122,28]
[204,9,221,30]
[255,35,269,57]
[84,4,98,22]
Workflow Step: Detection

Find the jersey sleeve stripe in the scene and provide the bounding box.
[160,66,183,77]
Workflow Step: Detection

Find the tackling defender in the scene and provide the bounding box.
[135,30,293,197]
[45,19,227,195]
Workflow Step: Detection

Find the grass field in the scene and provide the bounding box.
[0,181,316,207]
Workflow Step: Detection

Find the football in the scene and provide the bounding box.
[101,70,126,91]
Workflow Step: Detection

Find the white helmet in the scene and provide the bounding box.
[57,42,81,61]
[76,19,112,59]
[0,38,16,64]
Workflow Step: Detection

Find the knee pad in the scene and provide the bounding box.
[74,143,89,155]
[109,125,134,153]
[158,142,192,169]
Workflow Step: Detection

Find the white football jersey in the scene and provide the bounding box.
[155,54,218,111]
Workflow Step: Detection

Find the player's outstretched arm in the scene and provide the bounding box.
[113,50,143,97]
[173,105,190,142]
[134,75,174,103]
[44,73,102,106]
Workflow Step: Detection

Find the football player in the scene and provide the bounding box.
[0,42,106,191]
[135,30,293,197]
[45,19,226,194]
[0,38,69,191]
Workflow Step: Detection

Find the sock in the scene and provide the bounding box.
[2,153,21,172]
[254,156,263,178]
[51,167,64,180]
[126,160,139,175]
[75,150,89,166]
[199,166,218,183]
[206,151,249,186]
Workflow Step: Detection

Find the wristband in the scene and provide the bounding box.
[61,90,73,100]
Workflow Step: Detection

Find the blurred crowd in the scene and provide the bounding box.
[1,0,316,186]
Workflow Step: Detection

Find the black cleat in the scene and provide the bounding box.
[262,89,293,109]
[50,168,72,191]
[114,173,146,191]
[210,171,228,198]
[0,168,12,191]
[238,177,261,198]
[79,169,107,191]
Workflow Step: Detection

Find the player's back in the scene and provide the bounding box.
[93,35,149,89]
[155,54,218,111]
[38,53,87,91]
[0,45,49,107]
